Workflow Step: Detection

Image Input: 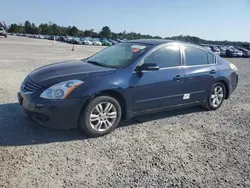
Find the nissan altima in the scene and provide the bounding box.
[18,40,238,137]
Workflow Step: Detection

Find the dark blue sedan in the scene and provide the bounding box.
[18,39,238,137]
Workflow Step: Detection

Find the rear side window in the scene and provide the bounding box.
[184,46,208,66]
[207,53,215,64]
[144,44,180,68]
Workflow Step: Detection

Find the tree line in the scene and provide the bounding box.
[6,21,249,46]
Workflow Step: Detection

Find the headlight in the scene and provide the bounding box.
[229,63,238,73]
[40,80,83,99]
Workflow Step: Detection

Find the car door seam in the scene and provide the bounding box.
[135,90,205,103]
[135,94,183,103]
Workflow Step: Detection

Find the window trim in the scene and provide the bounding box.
[181,44,217,67]
[133,42,183,72]
[207,52,216,64]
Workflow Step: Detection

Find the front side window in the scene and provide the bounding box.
[87,43,152,68]
[184,46,208,66]
[144,44,180,68]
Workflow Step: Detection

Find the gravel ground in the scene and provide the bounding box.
[0,36,250,188]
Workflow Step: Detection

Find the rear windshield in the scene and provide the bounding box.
[86,42,152,68]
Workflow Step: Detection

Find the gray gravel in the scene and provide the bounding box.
[0,36,250,188]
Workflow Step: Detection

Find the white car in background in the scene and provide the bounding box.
[92,38,102,46]
[235,49,243,57]
[83,39,93,45]
[38,35,45,39]
[0,27,7,38]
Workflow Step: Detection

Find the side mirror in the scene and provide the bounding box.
[135,63,160,72]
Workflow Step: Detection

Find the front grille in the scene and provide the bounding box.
[22,79,41,93]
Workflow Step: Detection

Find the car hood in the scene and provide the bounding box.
[28,60,116,86]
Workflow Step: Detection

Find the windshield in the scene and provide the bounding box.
[86,42,152,68]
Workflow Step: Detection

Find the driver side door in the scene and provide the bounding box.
[129,44,185,113]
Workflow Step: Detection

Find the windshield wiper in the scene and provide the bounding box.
[87,60,106,67]
[86,60,118,68]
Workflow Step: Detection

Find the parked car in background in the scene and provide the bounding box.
[58,36,67,42]
[236,47,250,57]
[116,39,124,43]
[92,38,102,46]
[210,46,221,56]
[218,46,227,57]
[201,45,212,51]
[101,38,112,46]
[65,36,73,43]
[234,48,243,57]
[81,38,93,45]
[72,37,81,44]
[109,39,118,45]
[18,39,238,137]
[38,35,45,39]
[0,28,7,38]
[49,35,58,40]
[226,47,237,57]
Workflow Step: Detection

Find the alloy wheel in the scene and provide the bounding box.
[89,102,117,132]
[210,85,224,108]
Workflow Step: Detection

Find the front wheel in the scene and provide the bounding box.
[79,96,122,137]
[204,82,226,110]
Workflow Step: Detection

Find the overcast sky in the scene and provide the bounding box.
[2,0,250,41]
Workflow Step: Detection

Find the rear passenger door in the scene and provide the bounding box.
[182,45,217,103]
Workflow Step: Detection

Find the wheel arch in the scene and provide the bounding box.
[79,89,128,121]
[215,78,230,99]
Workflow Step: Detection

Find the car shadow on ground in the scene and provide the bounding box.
[0,103,205,147]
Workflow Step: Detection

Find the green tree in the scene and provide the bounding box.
[68,26,79,36]
[30,23,39,34]
[8,24,19,33]
[83,29,93,37]
[39,23,52,35]
[24,21,32,33]
[100,26,112,38]
[51,24,60,35]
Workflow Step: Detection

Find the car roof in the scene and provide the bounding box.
[126,39,205,49]
[127,39,174,45]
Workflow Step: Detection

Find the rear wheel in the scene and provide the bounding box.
[204,82,226,110]
[79,96,122,137]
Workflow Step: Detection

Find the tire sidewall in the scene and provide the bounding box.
[80,96,122,137]
[207,82,225,110]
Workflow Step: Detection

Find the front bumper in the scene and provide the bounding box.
[18,92,88,129]
[227,72,238,99]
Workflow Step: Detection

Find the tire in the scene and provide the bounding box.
[79,96,122,137]
[204,82,226,110]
